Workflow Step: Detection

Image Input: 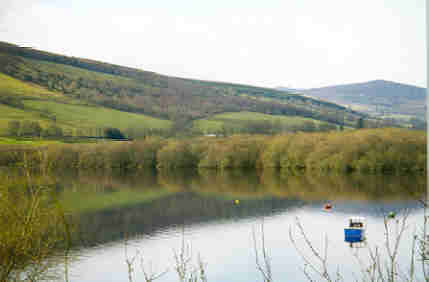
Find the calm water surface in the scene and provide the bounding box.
[52,170,425,281]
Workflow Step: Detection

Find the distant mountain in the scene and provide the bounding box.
[276,86,304,93]
[278,80,426,121]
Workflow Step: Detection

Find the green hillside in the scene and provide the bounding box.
[193,112,337,134]
[24,100,171,132]
[0,71,171,136]
[0,72,62,99]
[0,41,368,136]
[0,103,49,133]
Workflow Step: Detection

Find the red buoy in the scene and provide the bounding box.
[323,203,332,211]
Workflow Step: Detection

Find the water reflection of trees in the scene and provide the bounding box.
[74,188,302,247]
[191,169,425,201]
[63,170,425,247]
[1,168,424,249]
[260,170,425,201]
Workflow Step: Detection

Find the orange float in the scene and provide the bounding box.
[323,203,332,211]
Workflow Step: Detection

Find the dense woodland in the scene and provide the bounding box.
[0,128,425,174]
[0,41,369,133]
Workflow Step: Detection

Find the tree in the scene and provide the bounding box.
[244,120,273,134]
[0,167,71,281]
[104,127,125,139]
[318,123,337,132]
[356,118,365,129]
[301,121,316,132]
[21,121,42,137]
[410,118,426,130]
[43,124,63,138]
[7,120,20,136]
[0,96,24,108]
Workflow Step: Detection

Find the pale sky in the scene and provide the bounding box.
[0,0,426,88]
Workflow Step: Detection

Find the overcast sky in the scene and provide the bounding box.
[0,0,426,88]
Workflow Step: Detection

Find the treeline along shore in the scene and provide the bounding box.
[0,128,426,174]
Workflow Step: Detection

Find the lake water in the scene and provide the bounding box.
[51,170,426,281]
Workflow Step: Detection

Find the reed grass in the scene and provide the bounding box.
[0,128,425,174]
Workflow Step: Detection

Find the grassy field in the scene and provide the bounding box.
[0,72,65,134]
[0,72,62,98]
[0,137,64,145]
[24,100,172,132]
[0,100,172,135]
[215,112,325,123]
[193,111,330,133]
[193,119,225,133]
[0,104,54,134]
[0,71,172,135]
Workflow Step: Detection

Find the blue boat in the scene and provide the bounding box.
[344,217,366,243]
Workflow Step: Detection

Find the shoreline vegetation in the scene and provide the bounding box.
[0,172,71,281]
[0,128,425,174]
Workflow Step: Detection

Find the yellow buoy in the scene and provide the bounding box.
[234,199,240,205]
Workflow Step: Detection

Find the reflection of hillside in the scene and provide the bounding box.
[259,170,425,201]
[74,192,302,247]
[57,170,183,214]
[0,165,424,269]
[2,168,423,248]
[60,169,301,246]
[167,169,424,201]
[191,169,269,199]
[71,170,425,247]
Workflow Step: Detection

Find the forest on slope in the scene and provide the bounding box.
[0,41,370,137]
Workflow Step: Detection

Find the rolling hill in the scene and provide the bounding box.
[0,71,171,136]
[280,80,427,122]
[0,41,369,137]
